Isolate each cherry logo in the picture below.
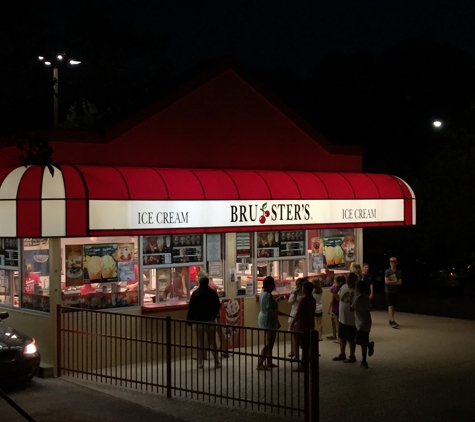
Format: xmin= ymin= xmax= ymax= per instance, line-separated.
xmin=259 ymin=202 xmax=270 ymax=224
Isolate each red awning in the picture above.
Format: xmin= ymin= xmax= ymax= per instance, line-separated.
xmin=0 ymin=165 xmax=415 ymax=237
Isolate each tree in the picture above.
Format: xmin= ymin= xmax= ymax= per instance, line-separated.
xmin=60 ymin=100 xmax=103 ymax=130
xmin=0 ymin=1 xmax=172 ymax=136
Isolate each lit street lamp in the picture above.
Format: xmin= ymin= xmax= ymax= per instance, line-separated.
xmin=38 ymin=54 xmax=81 ymax=128
xmin=433 ymin=120 xmax=442 ymax=128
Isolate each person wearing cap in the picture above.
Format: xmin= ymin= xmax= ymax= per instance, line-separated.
xmin=385 ymin=257 xmax=402 ymax=328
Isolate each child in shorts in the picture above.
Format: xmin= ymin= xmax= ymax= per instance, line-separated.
xmin=351 ymin=280 xmax=375 ymax=368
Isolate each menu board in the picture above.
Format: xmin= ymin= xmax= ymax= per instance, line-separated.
xmin=83 ymin=243 xmax=119 ymax=282
xmin=236 ymin=232 xmax=252 ymax=258
xmin=256 ymin=232 xmax=280 ymax=258
xmin=0 ymin=238 xmax=19 ymax=268
xmin=143 ymin=234 xmax=203 ymax=266
xmin=171 ymin=234 xmax=203 ymax=264
xmin=143 ymin=235 xmax=172 ymax=266
xmin=256 ymin=230 xmax=305 ymax=259
xmin=279 ymin=231 xmax=305 ymax=257
xmin=1 ymin=238 xmax=19 ymax=250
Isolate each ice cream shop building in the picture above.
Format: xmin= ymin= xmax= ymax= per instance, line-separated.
xmin=0 ymin=62 xmax=415 ymax=371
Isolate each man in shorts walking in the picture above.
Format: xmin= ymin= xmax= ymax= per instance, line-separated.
xmin=385 ymin=257 xmax=402 ymax=328
xmin=332 ymin=272 xmax=358 ymax=363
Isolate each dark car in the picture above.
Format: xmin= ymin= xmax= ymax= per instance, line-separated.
xmin=0 ymin=311 xmax=40 ymax=383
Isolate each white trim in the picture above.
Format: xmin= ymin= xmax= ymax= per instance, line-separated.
xmin=0 ymin=166 xmax=27 ymax=199
xmin=42 ymin=200 xmax=66 ymax=236
xmin=90 ymin=199 xmax=405 ymax=230
xmin=0 ymin=201 xmax=17 ymax=236
xmin=42 ymin=167 xmax=65 ymax=199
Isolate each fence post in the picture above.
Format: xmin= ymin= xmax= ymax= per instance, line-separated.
xmin=166 ymin=316 xmax=172 ymax=398
xmin=310 ymin=330 xmax=320 ymax=422
xmin=303 ymin=330 xmax=310 ymax=422
xmin=56 ymin=304 xmax=62 ymax=378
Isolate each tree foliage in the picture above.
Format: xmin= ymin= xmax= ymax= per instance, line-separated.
xmin=60 ymin=100 xmax=103 ymax=130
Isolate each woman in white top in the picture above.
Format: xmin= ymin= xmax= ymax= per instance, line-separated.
xmin=312 ymin=278 xmax=324 ymax=341
xmin=287 ymin=277 xmax=304 ymax=357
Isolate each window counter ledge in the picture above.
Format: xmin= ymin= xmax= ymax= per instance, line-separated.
xmin=141 ymin=302 xmax=188 ymax=314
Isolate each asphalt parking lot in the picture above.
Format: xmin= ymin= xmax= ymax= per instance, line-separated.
xmin=2 ymin=310 xmax=475 ymax=422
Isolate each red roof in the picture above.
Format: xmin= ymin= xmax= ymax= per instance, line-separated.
xmin=0 ymin=165 xmax=415 ymax=237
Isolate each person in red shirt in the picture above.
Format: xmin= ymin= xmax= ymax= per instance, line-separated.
xmin=23 ymin=264 xmax=41 ymax=295
xmin=290 ymin=280 xmax=316 ymax=371
xmin=80 ymin=283 xmax=98 ymax=295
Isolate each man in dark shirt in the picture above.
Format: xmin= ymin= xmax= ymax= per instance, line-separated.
xmin=385 ymin=257 xmax=402 ymax=328
xmin=187 ymin=276 xmax=222 ymax=368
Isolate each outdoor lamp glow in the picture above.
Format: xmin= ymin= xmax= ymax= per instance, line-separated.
xmin=433 ymin=120 xmax=442 ymax=128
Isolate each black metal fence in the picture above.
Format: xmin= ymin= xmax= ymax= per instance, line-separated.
xmin=57 ymin=305 xmax=319 ymax=421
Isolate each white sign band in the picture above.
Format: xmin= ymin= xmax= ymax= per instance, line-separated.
xmin=89 ymin=199 xmax=405 ymax=230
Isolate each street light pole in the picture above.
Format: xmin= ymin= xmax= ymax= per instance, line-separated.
xmin=53 ymin=66 xmax=59 ymax=128
xmin=38 ymin=54 xmax=81 ymax=128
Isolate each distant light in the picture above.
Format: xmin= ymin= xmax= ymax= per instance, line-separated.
xmin=38 ymin=56 xmax=44 ymax=61
xmin=433 ymin=120 xmax=442 ymax=128
xmin=44 ymin=61 xmax=52 ymax=66
xmin=69 ymin=60 xmax=81 ymax=65
xmin=57 ymin=54 xmax=63 ymax=60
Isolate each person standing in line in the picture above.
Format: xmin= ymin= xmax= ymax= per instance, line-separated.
xmin=257 ymin=276 xmax=290 ymax=370
xmin=327 ymin=275 xmax=345 ymax=341
xmin=350 ymin=262 xmax=363 ymax=281
xmin=362 ymin=263 xmax=374 ymax=301
xmin=312 ymin=278 xmax=323 ymax=341
xmin=351 ymin=280 xmax=375 ymax=368
xmin=287 ymin=277 xmax=305 ymax=358
xmin=187 ymin=276 xmax=222 ymax=369
xmin=290 ymin=280 xmax=316 ymax=372
xmin=385 ymin=257 xmax=402 ymax=328
xmin=332 ymin=272 xmax=358 ymax=363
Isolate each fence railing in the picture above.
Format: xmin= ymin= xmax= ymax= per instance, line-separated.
xmin=57 ymin=305 xmax=319 ymax=421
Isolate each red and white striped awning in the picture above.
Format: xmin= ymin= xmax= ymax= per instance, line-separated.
xmin=0 ymin=165 xmax=416 ymax=237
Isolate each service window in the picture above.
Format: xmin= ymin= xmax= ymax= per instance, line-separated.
xmin=0 ymin=238 xmax=20 ymax=307
xmin=61 ymin=236 xmax=140 ymax=310
xmin=256 ymin=230 xmax=306 ymax=295
xmin=142 ymin=234 xmax=206 ymax=306
xmin=307 ymin=229 xmax=354 ymax=287
xmin=21 ymin=238 xmax=50 ymax=312
xmin=205 ymin=233 xmax=225 ymax=296
xmin=235 ymin=232 xmax=253 ymax=296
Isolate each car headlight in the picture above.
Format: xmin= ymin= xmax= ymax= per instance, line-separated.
xmin=24 ymin=340 xmax=38 ymax=355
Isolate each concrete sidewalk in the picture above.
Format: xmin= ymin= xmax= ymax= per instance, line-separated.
xmin=3 ymin=310 xmax=475 ymax=422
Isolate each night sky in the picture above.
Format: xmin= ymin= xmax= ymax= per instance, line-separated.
xmin=113 ymin=0 xmax=475 ymax=76
xmin=2 ymin=1 xmax=475 ymax=260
